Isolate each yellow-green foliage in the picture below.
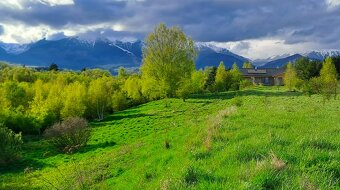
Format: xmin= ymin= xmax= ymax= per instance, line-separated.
xmin=284 ymin=62 xmax=298 ymax=91
xmin=124 ymin=75 xmax=143 ymax=101
xmin=214 ymin=61 xmax=228 ymax=92
xmin=141 ymin=23 xmax=197 ymax=98
xmin=2 ymin=87 xmax=339 ymax=189
xmin=320 ymin=57 xmax=338 ymax=100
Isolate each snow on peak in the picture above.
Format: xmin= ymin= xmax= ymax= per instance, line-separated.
xmin=0 ymin=42 xmax=30 ymax=54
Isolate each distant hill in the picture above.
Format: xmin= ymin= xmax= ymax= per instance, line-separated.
xmin=0 ymin=38 xmax=249 ymax=71
xmin=195 ymin=42 xmax=249 ymax=69
xmin=0 ymin=38 xmax=142 ymax=71
xmin=260 ymin=54 xmax=303 ymax=68
xmin=261 ymin=50 xmax=340 ymax=68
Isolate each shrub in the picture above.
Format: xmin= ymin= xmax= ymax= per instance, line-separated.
xmin=239 ymin=79 xmax=253 ymax=90
xmin=44 ymin=117 xmax=91 ymax=153
xmin=0 ymin=124 xmax=23 ymax=165
xmin=303 ymin=77 xmax=323 ymax=96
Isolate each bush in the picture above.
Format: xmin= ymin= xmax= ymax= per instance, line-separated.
xmin=302 ymin=77 xmax=323 ymax=96
xmin=239 ymin=79 xmax=253 ymax=90
xmin=0 ymin=124 xmax=23 ymax=165
xmin=44 ymin=117 xmax=91 ymax=153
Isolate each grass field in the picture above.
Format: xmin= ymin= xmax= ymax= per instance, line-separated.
xmin=1 ymin=86 xmax=339 ymax=189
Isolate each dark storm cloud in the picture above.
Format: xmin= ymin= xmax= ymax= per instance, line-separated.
xmin=0 ymin=0 xmax=340 ymax=45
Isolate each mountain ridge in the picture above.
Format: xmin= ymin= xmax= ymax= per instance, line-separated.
xmin=0 ymin=37 xmax=248 ymax=71
xmin=1 ymin=38 xmax=340 ymax=71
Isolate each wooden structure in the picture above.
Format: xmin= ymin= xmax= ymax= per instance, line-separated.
xmin=240 ymin=68 xmax=285 ymax=86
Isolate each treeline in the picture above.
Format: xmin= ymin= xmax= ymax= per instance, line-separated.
xmin=0 ymin=24 xmax=246 ymax=135
xmin=284 ymin=57 xmax=339 ymax=100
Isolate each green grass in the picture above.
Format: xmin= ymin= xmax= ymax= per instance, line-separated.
xmin=1 ymin=86 xmax=339 ymax=189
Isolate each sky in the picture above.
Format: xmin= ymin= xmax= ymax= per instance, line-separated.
xmin=0 ymin=0 xmax=340 ymax=59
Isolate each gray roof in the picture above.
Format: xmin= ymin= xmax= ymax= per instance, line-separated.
xmin=240 ymin=68 xmax=285 ymax=77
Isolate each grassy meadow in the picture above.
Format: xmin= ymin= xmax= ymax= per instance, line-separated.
xmin=1 ymin=86 xmax=339 ymax=189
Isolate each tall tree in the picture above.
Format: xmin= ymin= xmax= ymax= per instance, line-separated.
xmin=61 ymin=82 xmax=87 ymax=119
xmin=284 ymin=62 xmax=298 ymax=91
xmin=295 ymin=58 xmax=322 ymax=80
xmin=229 ymin=63 xmax=243 ymax=90
xmin=331 ymin=56 xmax=340 ymax=78
xmin=214 ymin=62 xmax=228 ymax=92
xmin=204 ymin=66 xmax=217 ymax=92
xmin=320 ymin=57 xmax=338 ymax=100
xmin=49 ymin=63 xmax=58 ymax=71
xmin=141 ymin=23 xmax=197 ymax=98
xmin=88 ymin=77 xmax=112 ymax=120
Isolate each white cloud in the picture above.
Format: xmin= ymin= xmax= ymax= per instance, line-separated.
xmin=0 ymin=22 xmax=127 ymax=43
xmin=0 ymin=0 xmax=74 ymax=10
xmin=210 ymin=38 xmax=319 ymax=60
xmin=38 ymin=0 xmax=74 ymax=6
xmin=0 ymin=0 xmax=25 ymax=10
xmin=326 ymin=0 xmax=340 ymax=8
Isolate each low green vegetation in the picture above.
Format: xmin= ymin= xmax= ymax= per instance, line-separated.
xmin=1 ymin=23 xmax=340 ymax=189
xmin=285 ymin=57 xmax=339 ymax=101
xmin=1 ymin=86 xmax=339 ymax=189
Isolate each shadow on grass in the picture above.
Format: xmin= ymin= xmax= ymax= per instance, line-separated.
xmin=79 ymin=141 xmax=117 ymax=153
xmin=0 ymin=158 xmax=52 ymax=175
xmin=189 ymin=89 xmax=303 ymax=100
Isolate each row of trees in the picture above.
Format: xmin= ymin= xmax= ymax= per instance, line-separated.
xmin=0 ymin=24 xmax=245 ymax=135
xmin=284 ymin=57 xmax=338 ymax=100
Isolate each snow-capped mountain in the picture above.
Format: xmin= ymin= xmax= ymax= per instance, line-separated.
xmin=261 ymin=49 xmax=340 ymax=68
xmin=0 ymin=42 xmax=31 ymax=54
xmin=0 ymin=38 xmax=249 ymax=71
xmin=0 ymin=37 xmax=143 ymax=71
xmin=253 ymin=53 xmax=296 ymax=66
xmin=302 ymin=49 xmax=340 ymax=60
xmin=195 ymin=42 xmax=249 ymax=68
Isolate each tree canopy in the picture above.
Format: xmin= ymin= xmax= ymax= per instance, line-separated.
xmin=141 ymin=23 xmax=197 ymax=98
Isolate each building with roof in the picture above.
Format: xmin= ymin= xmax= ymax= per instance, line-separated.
xmin=240 ymin=68 xmax=285 ymax=86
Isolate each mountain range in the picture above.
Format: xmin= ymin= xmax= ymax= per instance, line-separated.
xmin=0 ymin=37 xmax=248 ymax=72
xmin=0 ymin=37 xmax=339 ymax=72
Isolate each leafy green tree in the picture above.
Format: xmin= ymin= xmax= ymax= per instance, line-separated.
xmin=124 ymin=75 xmax=143 ymax=102
xmin=49 ymin=63 xmax=58 ymax=71
xmin=284 ymin=62 xmax=298 ymax=91
xmin=229 ymin=63 xmax=243 ymax=90
xmin=176 ymin=70 xmax=207 ymax=101
xmin=191 ymin=70 xmax=207 ymax=93
xmin=88 ymin=77 xmax=112 ymax=120
xmin=331 ymin=56 xmax=340 ymax=78
xmin=141 ymin=23 xmax=197 ymax=98
xmin=61 ymin=82 xmax=87 ymax=119
xmin=112 ymin=91 xmax=128 ymax=111
xmin=242 ymin=62 xmax=254 ymax=69
xmin=2 ymin=81 xmax=28 ymax=108
xmin=295 ymin=58 xmax=322 ymax=80
xmin=320 ymin=57 xmax=338 ymax=100
xmin=29 ymin=80 xmax=56 ymax=129
xmin=204 ymin=67 xmax=217 ymax=92
xmin=214 ymin=62 xmax=228 ymax=92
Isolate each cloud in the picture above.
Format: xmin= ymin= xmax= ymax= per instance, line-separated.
xmin=0 ymin=0 xmax=339 ymax=58
xmin=0 ymin=25 xmax=3 ymax=35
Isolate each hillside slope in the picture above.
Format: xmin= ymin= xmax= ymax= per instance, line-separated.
xmin=1 ymin=87 xmax=339 ymax=189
